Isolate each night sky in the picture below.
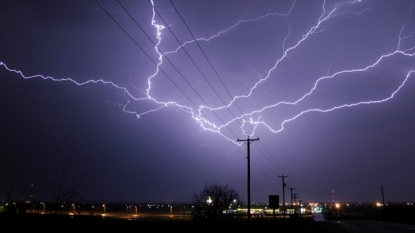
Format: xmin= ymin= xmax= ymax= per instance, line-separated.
xmin=1 ymin=0 xmax=415 ymax=204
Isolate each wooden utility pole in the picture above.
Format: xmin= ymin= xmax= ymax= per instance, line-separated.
xmin=288 ymin=187 xmax=295 ymax=213
xmin=293 ymin=193 xmax=298 ymax=213
xmin=237 ymin=136 xmax=259 ymax=222
xmin=278 ymin=175 xmax=289 ymax=218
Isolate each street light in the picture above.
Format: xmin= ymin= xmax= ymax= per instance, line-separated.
xmin=103 ymin=204 xmax=106 ymax=214
xmin=40 ymin=202 xmax=45 ymax=212
xmin=335 ymin=203 xmax=340 ymax=215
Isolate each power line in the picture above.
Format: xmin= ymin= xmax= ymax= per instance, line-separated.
xmin=95 ymin=2 xmax=258 ymax=183
xmin=100 ymin=0 xmax=296 ymax=200
xmin=167 ymin=0 xmax=290 ymax=180
xmin=169 ymin=0 xmax=245 ymax=117
xmin=97 ymin=0 xmax=241 ymax=138
xmin=152 ymin=5 xmax=238 ymax=121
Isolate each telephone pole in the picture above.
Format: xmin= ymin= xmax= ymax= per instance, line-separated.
xmin=237 ymin=136 xmax=259 ymax=222
xmin=278 ymin=175 xmax=289 ymax=218
xmin=288 ymin=187 xmax=295 ymax=213
xmin=381 ymin=185 xmax=385 ymax=206
xmin=293 ymin=193 xmax=298 ymax=213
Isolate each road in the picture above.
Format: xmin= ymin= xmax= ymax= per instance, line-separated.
xmin=331 ymin=220 xmax=415 ymax=233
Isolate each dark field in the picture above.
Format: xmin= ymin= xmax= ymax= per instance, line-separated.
xmin=4 ymin=203 xmax=414 ymax=232
xmin=0 ymin=213 xmax=347 ymax=232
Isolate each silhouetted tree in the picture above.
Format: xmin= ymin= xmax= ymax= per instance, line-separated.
xmin=44 ymin=166 xmax=84 ymax=215
xmin=3 ymin=168 xmax=39 ymax=214
xmin=192 ymin=183 xmax=241 ymax=220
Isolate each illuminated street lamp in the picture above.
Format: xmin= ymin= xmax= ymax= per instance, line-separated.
xmin=40 ymin=202 xmax=45 ymax=212
xmin=135 ymin=206 xmax=137 ymax=215
xmin=103 ymin=204 xmax=106 ymax=214
xmin=335 ymin=203 xmax=340 ymax=215
xmin=207 ymin=196 xmax=212 ymax=205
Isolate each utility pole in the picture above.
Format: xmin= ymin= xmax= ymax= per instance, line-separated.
xmin=237 ymin=136 xmax=259 ymax=222
xmin=288 ymin=187 xmax=295 ymax=213
xmin=381 ymin=185 xmax=385 ymax=206
xmin=293 ymin=193 xmax=298 ymax=213
xmin=278 ymin=175 xmax=288 ymax=218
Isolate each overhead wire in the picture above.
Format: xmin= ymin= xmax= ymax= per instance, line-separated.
xmin=98 ymin=0 xmax=294 ymax=193
xmin=167 ymin=0 xmax=290 ymax=183
xmin=94 ymin=0 xmax=199 ymax=111
xmin=96 ymin=0 xmax=240 ymax=138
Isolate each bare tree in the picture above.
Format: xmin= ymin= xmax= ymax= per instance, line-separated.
xmin=44 ymin=166 xmax=84 ymax=215
xmin=3 ymin=168 xmax=19 ymax=213
xmin=3 ymin=168 xmax=39 ymax=214
xmin=4 ymin=168 xmax=18 ymax=203
xmin=192 ymin=183 xmax=241 ymax=219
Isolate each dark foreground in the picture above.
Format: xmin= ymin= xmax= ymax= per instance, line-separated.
xmin=0 ymin=213 xmax=347 ymax=232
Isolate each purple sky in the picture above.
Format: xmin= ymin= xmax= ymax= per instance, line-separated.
xmin=1 ymin=0 xmax=415 ymax=205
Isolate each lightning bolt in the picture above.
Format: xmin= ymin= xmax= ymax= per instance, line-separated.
xmin=1 ymin=0 xmax=414 ymax=148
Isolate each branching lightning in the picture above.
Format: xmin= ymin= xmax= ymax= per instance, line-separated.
xmin=1 ymin=0 xmax=414 ymax=147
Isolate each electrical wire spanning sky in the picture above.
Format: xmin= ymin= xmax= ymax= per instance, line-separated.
xmin=1 ymin=0 xmax=414 ymax=145
xmin=1 ymin=0 xmax=415 ymax=203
